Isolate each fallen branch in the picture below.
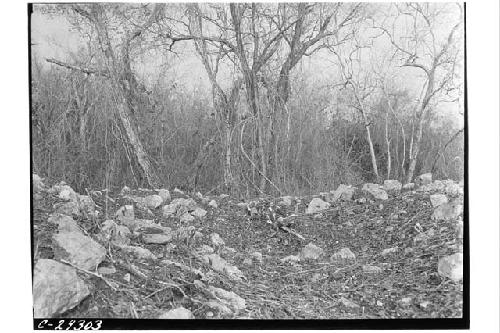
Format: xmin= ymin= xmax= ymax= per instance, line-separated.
xmin=59 ymin=259 xmax=118 ymax=291
xmin=46 ymin=58 xmax=109 ymax=77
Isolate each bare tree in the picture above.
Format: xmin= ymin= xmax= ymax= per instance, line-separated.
xmin=377 ymin=3 xmax=463 ymax=183
xmin=46 ymin=4 xmax=163 ymax=188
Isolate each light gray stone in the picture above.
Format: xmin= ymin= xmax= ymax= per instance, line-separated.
xmin=53 ymin=232 xmax=106 ymax=270
xmin=208 ymin=200 xmax=218 ymax=209
xmin=331 ymin=247 xmax=356 ymax=261
xmin=208 ymin=286 xmax=246 ymax=312
xmin=417 ymin=173 xmax=433 ymax=186
xmin=204 ymin=300 xmax=232 ymax=315
xmin=430 ymin=194 xmax=448 ymax=207
xmin=381 ymin=247 xmax=398 ymax=256
xmin=115 ymin=205 xmax=135 ymax=226
xmin=191 ymin=207 xmax=207 ymax=218
xmin=144 ymin=194 xmax=163 ymax=209
xmin=97 ymin=266 xmax=116 ymax=275
xmin=383 ymin=180 xmax=402 ymax=193
xmin=116 ymin=244 xmax=157 ymax=260
xmin=432 ymin=202 xmax=463 ymax=221
xmin=362 ymin=183 xmax=388 ymax=200
xmin=438 ymin=253 xmax=463 ymax=282
xmin=280 ymin=255 xmax=300 ymax=263
xmin=33 ymin=174 xmax=45 ymax=192
xmin=78 ymin=195 xmax=97 ymax=217
xmin=179 ymin=212 xmax=195 ymax=223
xmin=306 ymin=198 xmax=330 ymax=214
xmin=332 ymin=184 xmax=355 ymax=202
xmin=362 ymin=265 xmax=383 ymax=274
xmin=198 ymin=245 xmax=214 ymax=254
xmin=402 ymin=183 xmax=415 ymax=190
xmin=339 ymin=297 xmax=359 ymax=308
xmin=202 ymin=254 xmax=244 ymax=281
xmin=48 ymin=214 xmax=80 ymax=233
xmin=142 ymin=233 xmax=172 ymax=244
xmin=162 ymin=198 xmax=197 ymax=218
xmin=33 ymin=259 xmax=90 ymax=318
xmin=54 ymin=201 xmax=80 ymax=216
xmin=159 ymin=306 xmax=194 ymax=319
xmin=158 ymin=189 xmax=171 ymax=202
xmin=210 ymin=233 xmax=225 ymax=247
xmin=250 ymin=251 xmax=263 ymax=263
xmin=300 ymin=243 xmax=324 ymax=260
xmin=278 ymin=196 xmax=293 ymax=206
xmin=443 ymin=180 xmax=462 ymax=197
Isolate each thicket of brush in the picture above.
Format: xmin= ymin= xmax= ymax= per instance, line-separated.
xmin=31 ymin=4 xmax=464 ymax=196
xmin=31 ymin=59 xmax=463 ymax=196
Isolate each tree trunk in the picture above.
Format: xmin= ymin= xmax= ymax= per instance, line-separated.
xmin=431 ymin=127 xmax=464 ymax=173
xmin=406 ymin=70 xmax=435 ymax=184
xmin=385 ymin=111 xmax=391 ymax=179
xmin=223 ymin=122 xmax=233 ymax=189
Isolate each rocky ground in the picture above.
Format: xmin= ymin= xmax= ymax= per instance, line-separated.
xmin=32 ymin=174 xmax=464 ymax=319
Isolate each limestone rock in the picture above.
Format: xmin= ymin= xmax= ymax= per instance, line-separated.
xmin=339 ymin=297 xmax=359 ymax=308
xmin=416 ymin=173 xmax=433 ymax=186
xmin=53 ymin=232 xmax=106 ymax=270
xmin=115 ymin=205 xmax=135 ymax=226
xmin=402 ymin=183 xmax=415 ymax=190
xmin=381 ymin=247 xmax=398 ymax=256
xmin=419 ymin=180 xmax=446 ymax=192
xmin=144 ymin=194 xmax=163 ymax=209
xmin=208 ymin=200 xmax=218 ymax=209
xmin=210 ymin=233 xmax=225 ymax=248
xmin=158 ymin=189 xmax=171 ymax=203
xmin=438 ymin=253 xmax=463 ymax=282
xmin=54 ymin=201 xmax=80 ymax=216
xmin=383 ymin=180 xmax=402 ymax=193
xmin=332 ymin=184 xmax=355 ymax=202
xmin=97 ymin=266 xmax=116 ymax=275
xmin=443 ymin=180 xmax=462 ymax=197
xmin=120 ymin=186 xmax=131 ymax=195
xmin=299 ymin=243 xmax=324 ymax=260
xmin=116 ymin=244 xmax=157 ymax=260
xmin=192 ymin=207 xmax=207 ymax=218
xmin=250 ymin=252 xmax=263 ymax=263
xmin=162 ymin=198 xmax=197 ymax=218
xmin=48 ymin=214 xmax=80 ymax=233
xmin=432 ymin=202 xmax=463 ymax=221
xmin=331 ymin=247 xmax=356 ymax=261
xmin=208 ymin=286 xmax=246 ymax=312
xmin=159 ymin=307 xmax=194 ymax=319
xmin=33 ymin=259 xmax=90 ymax=317
xmin=281 ymin=255 xmax=300 ymax=263
xmin=174 ymin=226 xmax=197 ymax=241
xmin=362 ymin=183 xmax=388 ymax=200
xmin=197 ymin=245 xmax=214 ymax=255
xmin=179 ymin=212 xmax=195 ymax=223
xmin=306 ymin=198 xmax=330 ymax=214
xmin=204 ymin=300 xmax=232 ymax=315
xmin=202 ymin=254 xmax=244 ymax=281
xmin=430 ymin=194 xmax=448 ymax=207
xmin=278 ymin=196 xmax=293 ymax=206
xmin=242 ymin=258 xmax=253 ymax=266
xmin=78 ymin=195 xmax=97 ymax=218
xmin=57 ymin=185 xmax=79 ymax=202
xmin=142 ymin=233 xmax=172 ymax=244
xmin=33 ymin=174 xmax=46 ymax=192
xmin=363 ymin=265 xmax=383 ymax=274
xmin=173 ymin=188 xmax=184 ymax=195
xmin=132 ymin=219 xmax=170 ymax=234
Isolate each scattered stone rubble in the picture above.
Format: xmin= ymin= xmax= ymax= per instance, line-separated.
xmin=32 ymin=172 xmax=464 ymax=318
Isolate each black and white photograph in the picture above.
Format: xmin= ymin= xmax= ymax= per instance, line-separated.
xmin=23 ymin=1 xmax=481 ymax=330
